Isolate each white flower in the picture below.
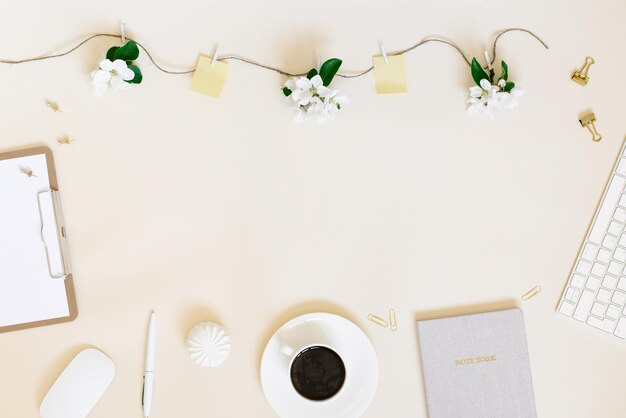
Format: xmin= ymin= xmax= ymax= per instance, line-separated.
xmin=91 ymin=59 xmax=135 ymax=97
xmin=283 ymin=75 xmax=346 ymax=124
xmin=467 ymin=78 xmax=524 ymax=118
xmin=498 ymin=87 xmax=525 ymax=110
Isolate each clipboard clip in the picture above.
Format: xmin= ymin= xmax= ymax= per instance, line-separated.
xmin=36 ymin=189 xmax=72 ymax=279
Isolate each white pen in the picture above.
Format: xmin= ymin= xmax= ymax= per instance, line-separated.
xmin=143 ymin=311 xmax=156 ymax=418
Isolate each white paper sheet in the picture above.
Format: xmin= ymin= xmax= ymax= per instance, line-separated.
xmin=0 ymin=153 xmax=69 ymax=327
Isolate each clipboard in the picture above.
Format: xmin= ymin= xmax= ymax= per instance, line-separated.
xmin=0 ymin=147 xmax=77 ymax=333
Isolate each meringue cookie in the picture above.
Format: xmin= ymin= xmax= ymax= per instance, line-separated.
xmin=187 ymin=322 xmax=231 ymax=367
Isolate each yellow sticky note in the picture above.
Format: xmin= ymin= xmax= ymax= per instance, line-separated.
xmin=373 ymin=55 xmax=408 ymax=94
xmin=190 ymin=56 xmax=229 ymax=98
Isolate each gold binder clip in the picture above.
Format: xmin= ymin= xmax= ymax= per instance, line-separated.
xmin=579 ymin=113 xmax=602 ymax=142
xmin=572 ymin=57 xmax=595 ymax=86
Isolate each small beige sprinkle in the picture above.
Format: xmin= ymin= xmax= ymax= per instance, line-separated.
xmin=20 ymin=167 xmax=37 ymax=177
xmin=45 ymin=99 xmax=63 ymax=113
xmin=57 ymin=135 xmax=76 ymax=145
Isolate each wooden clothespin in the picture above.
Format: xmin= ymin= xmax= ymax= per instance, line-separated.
xmin=484 ymin=50 xmax=495 ymax=80
xmin=484 ymin=50 xmax=492 ymax=70
xmin=120 ymin=22 xmax=127 ymax=44
xmin=380 ymin=44 xmax=389 ymax=64
xmin=212 ymin=45 xmax=220 ymax=66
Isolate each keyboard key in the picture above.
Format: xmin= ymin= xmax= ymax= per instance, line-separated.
xmin=590 ymin=176 xmax=626 ymax=244
xmin=602 ymin=275 xmax=618 ymax=289
xmin=591 ymin=302 xmax=607 ymax=317
xmin=609 ymin=221 xmax=623 ymax=235
xmin=612 ymin=291 xmax=626 ymax=305
xmin=615 ymin=317 xmax=626 ymax=339
xmin=591 ymin=262 xmax=606 ymax=277
xmin=614 ymin=247 xmax=626 ymax=262
xmin=574 ymin=290 xmax=596 ymax=321
xmin=618 ymin=277 xmax=626 ymax=291
xmin=571 ymin=274 xmax=586 ymax=289
xmin=603 ymin=235 xmax=618 ymax=250
xmin=620 ymin=195 xmax=626 ymax=207
xmin=608 ymin=260 xmax=622 ymax=275
xmin=615 ymin=208 xmax=626 ymax=223
xmin=559 ymin=300 xmax=576 ymax=316
xmin=587 ymin=316 xmax=616 ymax=333
xmin=582 ymin=243 xmax=600 ymax=260
xmin=606 ymin=305 xmax=621 ymax=320
xmin=598 ymin=248 xmax=612 ymax=263
xmin=620 ymin=235 xmax=626 ymax=247
xmin=617 ymin=159 xmax=626 ymax=176
xmin=598 ymin=288 xmax=612 ymax=303
xmin=576 ymin=260 xmax=592 ymax=275
xmin=586 ymin=276 xmax=601 ymax=291
xmin=564 ymin=287 xmax=581 ymax=303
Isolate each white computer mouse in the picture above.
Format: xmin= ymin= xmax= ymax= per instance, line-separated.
xmin=40 ymin=348 xmax=115 ymax=418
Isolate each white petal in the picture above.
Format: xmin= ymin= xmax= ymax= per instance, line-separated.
xmin=334 ymin=94 xmax=348 ymax=104
xmin=317 ymin=85 xmax=332 ymax=97
xmin=99 ymin=59 xmax=114 ymax=71
xmin=498 ymin=79 xmax=506 ymax=87
xmin=284 ymin=78 xmax=297 ymax=91
xmin=109 ymin=76 xmax=126 ymax=91
xmin=479 ymin=79 xmax=491 ymax=90
xmin=92 ymin=70 xmax=111 ymax=84
xmin=120 ymin=66 xmax=135 ymax=81
xmin=310 ymin=75 xmax=324 ymax=88
xmin=469 ymin=86 xmax=483 ymax=98
xmin=111 ymin=59 xmax=129 ymax=73
xmin=511 ymin=87 xmax=525 ymax=97
xmin=295 ymin=77 xmax=311 ymax=90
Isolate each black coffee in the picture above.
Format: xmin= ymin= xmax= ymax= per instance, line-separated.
xmin=290 ymin=346 xmax=346 ymax=401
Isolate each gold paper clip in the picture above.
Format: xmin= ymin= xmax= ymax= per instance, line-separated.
xmin=521 ymin=285 xmax=542 ymax=301
xmin=389 ymin=309 xmax=397 ymax=331
xmin=579 ymin=113 xmax=602 ymax=142
xmin=367 ymin=314 xmax=388 ymax=328
xmin=572 ymin=57 xmax=595 ymax=86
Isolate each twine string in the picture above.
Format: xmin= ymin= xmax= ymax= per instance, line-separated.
xmin=0 ymin=28 xmax=548 ymax=78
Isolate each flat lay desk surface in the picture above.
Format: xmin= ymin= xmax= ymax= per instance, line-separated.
xmin=1 ymin=0 xmax=626 ymax=417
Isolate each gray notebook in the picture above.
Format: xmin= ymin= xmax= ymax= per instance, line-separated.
xmin=416 ymin=308 xmax=537 ymax=418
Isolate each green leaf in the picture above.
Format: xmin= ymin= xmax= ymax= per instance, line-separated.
xmin=106 ymin=46 xmax=119 ymax=61
xmin=127 ymin=64 xmax=142 ymax=84
xmin=499 ymin=60 xmax=508 ymax=82
xmin=319 ymin=58 xmax=342 ymax=86
xmin=113 ymin=40 xmax=139 ymax=61
xmin=282 ymin=87 xmax=292 ymax=97
xmin=504 ymin=81 xmax=515 ymax=93
xmin=471 ymin=57 xmax=490 ymax=86
xmin=306 ymin=68 xmax=318 ymax=79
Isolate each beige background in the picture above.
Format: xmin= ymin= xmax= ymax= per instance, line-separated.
xmin=1 ymin=0 xmax=625 ymax=417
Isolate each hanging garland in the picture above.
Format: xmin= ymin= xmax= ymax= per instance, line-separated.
xmin=0 ymin=28 xmax=548 ymax=122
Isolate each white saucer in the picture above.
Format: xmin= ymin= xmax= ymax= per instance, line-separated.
xmin=260 ymin=312 xmax=378 ymax=418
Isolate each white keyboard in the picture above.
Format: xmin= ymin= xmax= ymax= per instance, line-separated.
xmin=558 ymin=141 xmax=626 ymax=340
